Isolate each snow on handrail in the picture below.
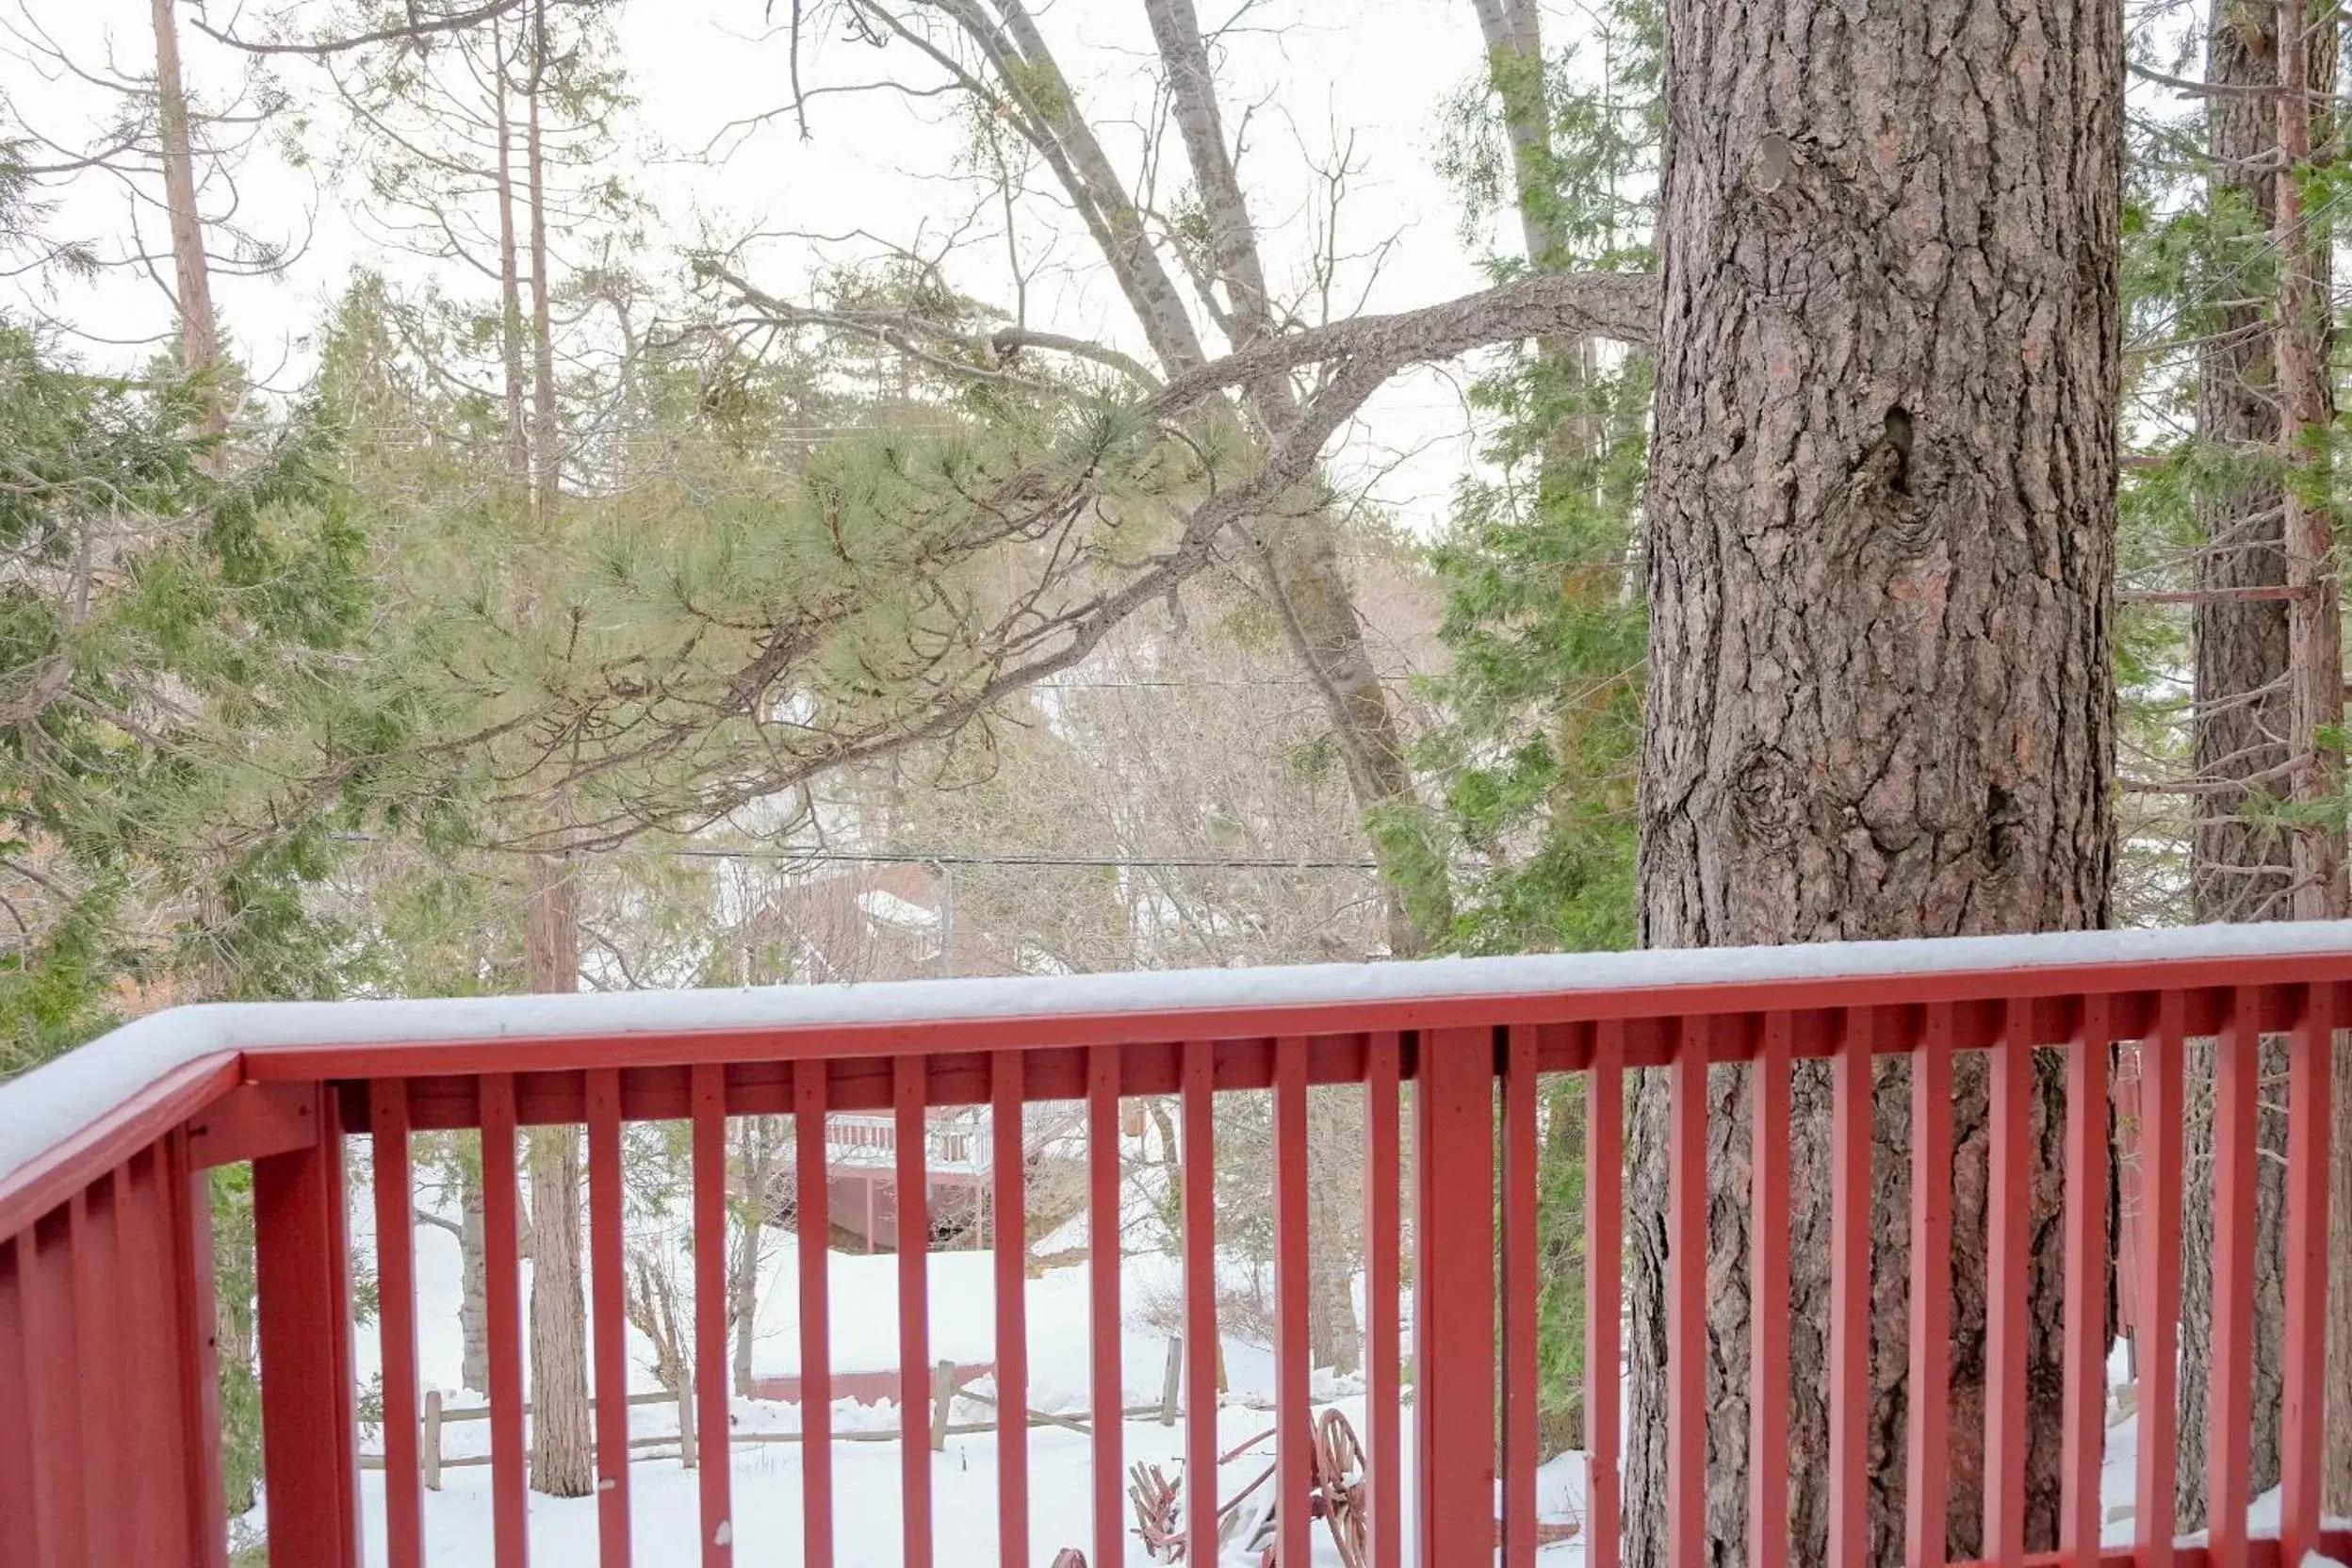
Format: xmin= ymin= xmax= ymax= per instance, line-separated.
xmin=5 ymin=921 xmax=2352 ymax=1194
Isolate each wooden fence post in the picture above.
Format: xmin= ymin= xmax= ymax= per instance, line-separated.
xmin=422 ymin=1391 xmax=443 ymax=1492
xmin=253 ymin=1092 xmax=361 ymax=1567
xmin=931 ymin=1361 xmax=956 ymax=1452
xmin=1160 ymin=1338 xmax=1182 ymax=1426
xmin=678 ymin=1374 xmax=697 ymax=1471
xmin=1414 ymin=1027 xmax=1496 ymax=1562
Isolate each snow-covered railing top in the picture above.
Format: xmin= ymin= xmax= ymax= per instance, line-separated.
xmin=6 ymin=920 xmax=2352 ymax=1195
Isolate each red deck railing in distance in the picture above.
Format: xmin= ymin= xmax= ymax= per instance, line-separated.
xmin=2 ymin=925 xmax=2351 ymax=1567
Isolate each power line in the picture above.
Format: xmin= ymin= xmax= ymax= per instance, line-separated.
xmin=331 ymin=833 xmax=1380 ymax=872
xmin=670 ymin=847 xmax=1382 ymax=872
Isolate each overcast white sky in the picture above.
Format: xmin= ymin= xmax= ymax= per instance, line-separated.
xmin=7 ymin=0 xmax=1536 ymax=533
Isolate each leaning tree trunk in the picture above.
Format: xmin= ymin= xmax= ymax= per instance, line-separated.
xmin=1141 ymin=0 xmax=1452 ymax=956
xmin=150 ymin=0 xmax=222 ymax=439
xmin=2172 ymin=0 xmax=2322 ymax=1528
xmin=1627 ymin=4 xmax=2121 ymax=1564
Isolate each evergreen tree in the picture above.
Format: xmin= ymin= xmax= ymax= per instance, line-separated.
xmin=0 ymin=317 xmax=366 ymax=1069
xmin=1417 ymin=0 xmax=1658 ymax=1458
xmin=1423 ymin=0 xmax=1659 ymax=957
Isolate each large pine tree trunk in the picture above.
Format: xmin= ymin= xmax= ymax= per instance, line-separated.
xmin=1627 ymin=4 xmax=2120 ymax=1563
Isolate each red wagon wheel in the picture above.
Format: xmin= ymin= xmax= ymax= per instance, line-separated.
xmin=1312 ymin=1409 xmax=1370 ymax=1568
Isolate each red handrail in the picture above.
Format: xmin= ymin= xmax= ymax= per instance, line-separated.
xmin=0 ymin=925 xmax=2348 ymax=1567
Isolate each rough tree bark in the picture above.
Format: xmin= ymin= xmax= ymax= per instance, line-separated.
xmin=2190 ymin=2 xmax=2301 ymax=931
xmin=1627 ymin=4 xmax=2120 ymax=1565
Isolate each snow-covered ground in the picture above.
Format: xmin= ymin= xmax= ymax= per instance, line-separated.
xmin=322 ymin=1194 xmax=2345 ymax=1566
xmin=333 ymin=1193 xmax=1488 ymax=1565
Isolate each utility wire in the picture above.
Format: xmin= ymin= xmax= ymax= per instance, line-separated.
xmin=649 ymin=846 xmax=1381 ymax=871
xmin=330 ymin=833 xmax=1380 ymax=872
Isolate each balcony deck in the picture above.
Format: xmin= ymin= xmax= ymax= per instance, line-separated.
xmin=2 ymin=923 xmax=2349 ymax=1567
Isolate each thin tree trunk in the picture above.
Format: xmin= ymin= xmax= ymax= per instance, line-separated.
xmin=2175 ymin=1 xmax=2320 ymax=1527
xmin=1250 ymin=526 xmax=1446 ymax=956
xmin=460 ymin=1156 xmax=490 ymax=1396
xmin=492 ymin=16 xmax=530 ymax=489
xmin=1536 ymin=1076 xmax=1587 ymax=1457
xmin=526 ymin=0 xmax=561 ymax=524
xmin=523 ymin=852 xmax=593 ymax=1495
xmin=1465 ymin=2 xmax=1600 ymax=1442
xmin=1470 ymin=0 xmax=1566 ymax=273
xmin=731 ymin=1119 xmax=776 ymax=1398
xmin=150 ymin=0 xmax=222 ymax=438
xmin=2278 ymin=5 xmax=2346 ymax=927
xmin=2178 ymin=1025 xmax=2290 ymax=1529
xmin=1628 ymin=6 xmax=2120 ymax=1565
xmin=511 ymin=0 xmax=594 ymax=1496
xmin=215 ymin=1183 xmax=260 ymax=1514
xmin=985 ymin=0 xmax=1206 ymax=374
xmin=525 ymin=1126 xmax=593 ymax=1495
xmin=154 ymin=13 xmax=256 ymax=1520
xmin=2191 ymin=1 xmax=2297 ymax=930
xmin=2275 ymin=0 xmax=2352 ymax=1510
xmin=1304 ymin=1090 xmax=1363 ymax=1377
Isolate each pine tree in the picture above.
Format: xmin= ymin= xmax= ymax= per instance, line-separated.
xmin=1626 ymin=6 xmax=2121 ymax=1564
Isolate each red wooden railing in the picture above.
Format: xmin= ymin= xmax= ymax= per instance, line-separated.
xmin=1 ymin=926 xmax=2349 ymax=1568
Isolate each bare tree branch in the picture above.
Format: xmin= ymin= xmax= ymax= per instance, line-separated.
xmin=190 ymin=0 xmax=545 ymax=57
xmin=1145 ymin=269 xmax=1657 ymax=413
